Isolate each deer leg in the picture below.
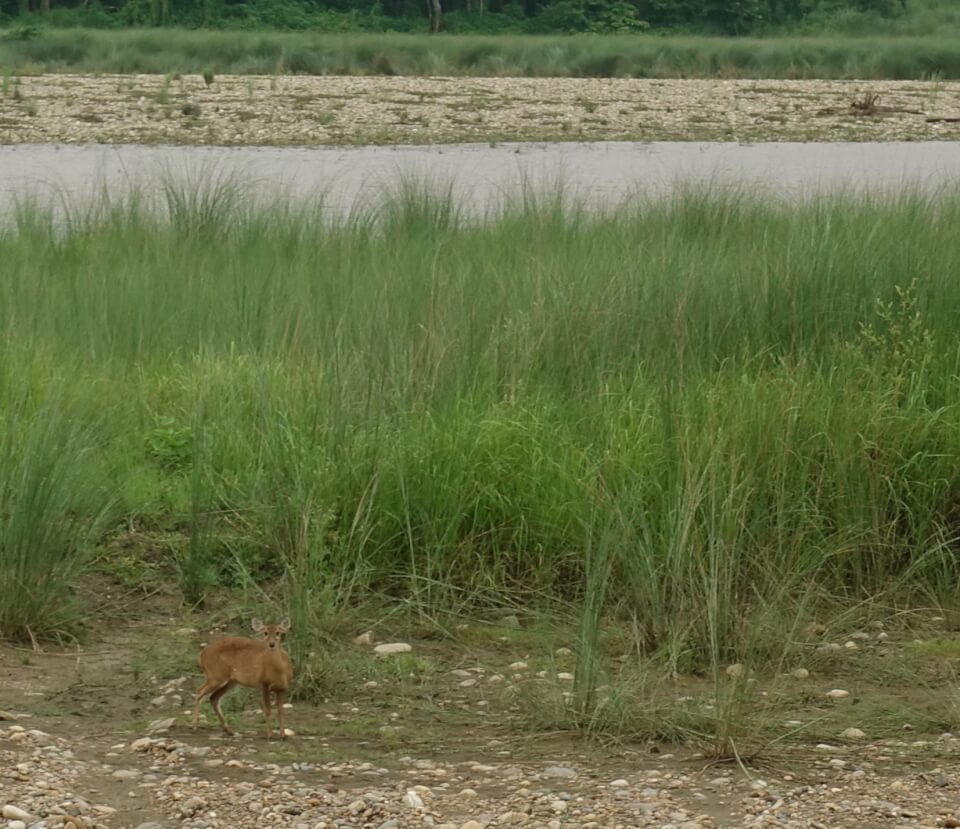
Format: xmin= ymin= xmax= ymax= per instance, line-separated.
xmin=261 ymin=685 xmax=273 ymax=739
xmin=276 ymin=690 xmax=286 ymax=739
xmin=193 ymin=678 xmax=224 ymax=730
xmin=209 ymin=680 xmax=237 ymax=735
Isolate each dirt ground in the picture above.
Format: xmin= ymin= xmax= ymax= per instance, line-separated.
xmin=3 ymin=587 xmax=960 ymax=829
xmin=1 ymin=75 xmax=959 ymax=146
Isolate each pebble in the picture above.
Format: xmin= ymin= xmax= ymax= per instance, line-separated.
xmin=841 ymin=727 xmax=866 ymax=739
xmin=374 ymin=643 xmax=413 ymax=656
xmin=826 ymin=689 xmax=850 ymax=699
xmin=2 ymin=806 xmax=32 ymax=821
xmin=543 ymin=767 xmax=577 ymax=779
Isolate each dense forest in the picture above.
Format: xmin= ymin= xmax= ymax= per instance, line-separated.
xmin=0 ymin=0 xmax=922 ymax=36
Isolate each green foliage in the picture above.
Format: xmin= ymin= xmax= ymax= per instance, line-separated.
xmin=5 ymin=180 xmax=960 ymax=665
xmin=3 ymin=28 xmax=960 ymax=79
xmin=144 ymin=417 xmax=193 ymax=471
xmin=0 ymin=0 xmax=950 ymax=37
xmin=0 ymin=385 xmax=113 ymax=640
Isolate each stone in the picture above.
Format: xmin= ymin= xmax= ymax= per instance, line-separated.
xmin=791 ymin=668 xmax=810 ymax=679
xmin=841 ymin=727 xmax=866 ymax=739
xmin=2 ymin=807 xmax=32 ymax=822
xmin=508 ymin=662 xmax=528 ymax=670
xmin=403 ymin=790 xmax=424 ymax=808
xmin=146 ymin=717 xmax=176 ymax=735
xmin=543 ymin=766 xmax=577 ymax=779
xmin=826 ymin=689 xmax=849 ymax=699
xmin=354 ymin=631 xmax=375 ymax=646
xmin=374 ymin=643 xmax=412 ymax=656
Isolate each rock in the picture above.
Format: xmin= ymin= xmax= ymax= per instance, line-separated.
xmin=557 ymin=672 xmax=574 ymax=681
xmin=403 ymin=790 xmax=424 ymax=809
xmin=146 ymin=717 xmax=176 ymax=735
xmin=8 ymin=821 xmax=26 ymax=829
xmin=374 ymin=643 xmax=412 ymax=656
xmin=498 ymin=615 xmax=521 ymax=628
xmin=791 ymin=668 xmax=810 ymax=679
xmin=844 ymin=641 xmax=858 ymax=650
xmin=0 ymin=710 xmax=20 ymax=720
xmin=816 ymin=643 xmax=843 ymax=655
xmin=150 ymin=695 xmax=167 ymax=706
xmin=555 ymin=647 xmax=573 ymax=656
xmin=841 ymin=727 xmax=866 ymax=739
xmin=543 ymin=766 xmax=577 ymax=779
xmin=378 ymin=821 xmax=399 ymax=829
xmin=354 ymin=631 xmax=375 ymax=646
xmin=725 ymin=663 xmax=745 ymax=678
xmin=133 ymin=823 xmax=165 ymax=829
xmin=609 ymin=779 xmax=629 ymax=788
xmin=175 ymin=628 xmax=196 ymax=636
xmin=508 ymin=662 xmax=528 ymax=671
xmin=2 ymin=806 xmax=32 ymax=822
xmin=112 ymin=769 xmax=140 ymax=779
xmin=459 ymin=678 xmax=478 ymax=687
xmin=826 ymin=689 xmax=849 ymax=699
xmin=460 ymin=822 xmax=485 ymax=829
xmin=180 ymin=796 xmax=206 ymax=817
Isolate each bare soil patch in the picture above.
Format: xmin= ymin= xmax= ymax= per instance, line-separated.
xmin=3 ymin=589 xmax=960 ymax=829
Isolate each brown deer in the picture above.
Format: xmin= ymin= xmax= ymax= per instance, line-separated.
xmin=192 ymin=618 xmax=294 ymax=739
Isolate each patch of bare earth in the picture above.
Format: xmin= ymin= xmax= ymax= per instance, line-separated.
xmin=3 ymin=608 xmax=960 ymax=829
xmin=0 ymin=75 xmax=959 ymax=146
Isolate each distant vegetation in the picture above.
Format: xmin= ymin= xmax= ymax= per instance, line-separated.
xmin=0 ymin=0 xmax=957 ymax=38
xmin=2 ymin=27 xmax=960 ymax=78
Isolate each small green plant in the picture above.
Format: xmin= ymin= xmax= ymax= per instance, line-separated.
xmin=145 ymin=417 xmax=193 ymax=471
xmin=202 ymin=68 xmax=215 ymax=87
xmin=181 ymin=102 xmax=202 ymax=117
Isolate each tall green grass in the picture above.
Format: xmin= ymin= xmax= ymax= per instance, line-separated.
xmin=2 ymin=180 xmax=960 ymax=676
xmin=2 ymin=27 xmax=960 ymax=78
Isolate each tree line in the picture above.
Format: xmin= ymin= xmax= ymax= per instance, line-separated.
xmin=0 ymin=0 xmax=910 ymax=36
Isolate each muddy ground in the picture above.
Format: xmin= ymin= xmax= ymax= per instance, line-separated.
xmin=2 ymin=586 xmax=960 ymax=829
xmin=1 ymin=75 xmax=959 ymax=145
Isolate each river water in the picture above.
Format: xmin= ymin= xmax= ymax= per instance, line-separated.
xmin=2 ymin=141 xmax=960 ymax=216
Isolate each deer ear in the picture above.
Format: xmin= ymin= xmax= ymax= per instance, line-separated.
xmin=251 ymin=618 xmax=264 ymax=632
xmin=278 ymin=618 xmax=291 ymax=632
